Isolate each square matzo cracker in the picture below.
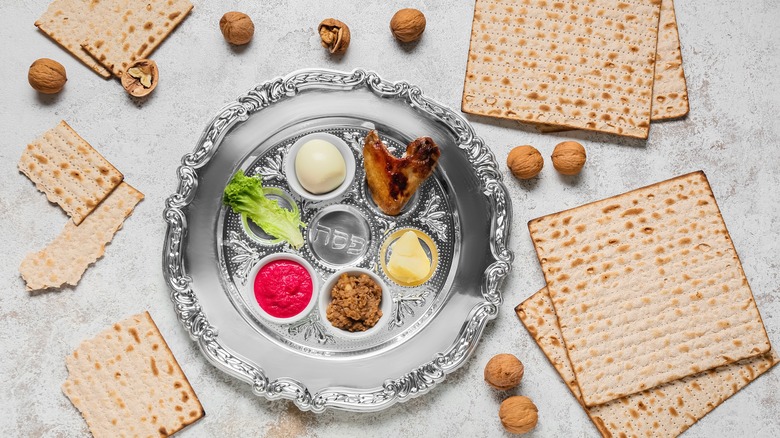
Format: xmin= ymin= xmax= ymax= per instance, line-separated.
xmin=528 ymin=0 xmax=689 ymax=133
xmin=81 ymin=0 xmax=193 ymax=77
xmin=528 ymin=171 xmax=770 ymax=406
xmin=517 ymin=288 xmax=778 ymax=438
xmin=35 ymin=0 xmax=192 ymax=78
xmin=462 ymin=0 xmax=663 ymax=138
xmin=35 ymin=0 xmax=114 ymax=78
xmin=19 ymin=120 xmax=123 ymax=225
xmin=63 ymin=311 xmax=204 ymax=437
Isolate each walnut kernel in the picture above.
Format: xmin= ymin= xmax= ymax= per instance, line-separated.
xmin=220 ymin=11 xmax=254 ymax=45
xmin=318 ymin=19 xmax=350 ymax=54
xmin=551 ymin=141 xmax=586 ymax=175
xmin=484 ymin=354 xmax=524 ymax=390
xmin=121 ymin=59 xmax=158 ymax=97
xmin=507 ymin=145 xmax=543 ymax=179
xmin=28 ymin=58 xmax=67 ymax=94
xmin=390 ymin=9 xmax=426 ymax=43
xmin=499 ymin=396 xmax=539 ymax=434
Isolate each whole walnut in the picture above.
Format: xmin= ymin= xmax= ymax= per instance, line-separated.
xmin=507 ymin=145 xmax=543 ymax=179
xmin=220 ymin=11 xmax=254 ymax=45
xmin=318 ymin=18 xmax=350 ymax=54
xmin=28 ymin=58 xmax=67 ymax=94
xmin=390 ymin=8 xmax=426 ymax=43
xmin=484 ymin=353 xmax=524 ymax=390
xmin=551 ymin=141 xmax=586 ymax=175
xmin=499 ymin=396 xmax=539 ymax=434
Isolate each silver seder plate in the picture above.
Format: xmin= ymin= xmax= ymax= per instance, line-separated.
xmin=162 ymin=69 xmax=513 ymax=412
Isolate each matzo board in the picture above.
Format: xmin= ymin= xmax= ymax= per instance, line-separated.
xmin=524 ymin=0 xmax=692 ymax=133
xmin=82 ymin=0 xmax=193 ymax=77
xmin=534 ymin=0 xmax=689 ymax=134
xmin=462 ymin=0 xmax=662 ymax=139
xmin=35 ymin=0 xmax=114 ymax=78
xmin=63 ymin=311 xmax=204 ymax=437
xmin=651 ymin=0 xmax=688 ymax=120
xmin=528 ymin=171 xmax=770 ymax=406
xmin=517 ymin=288 xmax=778 ymax=438
xmin=527 ymin=0 xmax=689 ymax=130
xmin=18 ymin=120 xmax=123 ymax=225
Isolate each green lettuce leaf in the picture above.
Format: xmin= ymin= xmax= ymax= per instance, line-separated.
xmin=222 ymin=170 xmax=305 ymax=249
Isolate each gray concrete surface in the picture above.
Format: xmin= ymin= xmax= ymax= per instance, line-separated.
xmin=1 ymin=1 xmax=778 ymax=437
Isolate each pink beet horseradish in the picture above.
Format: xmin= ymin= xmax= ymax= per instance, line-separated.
xmin=253 ymin=259 xmax=314 ymax=319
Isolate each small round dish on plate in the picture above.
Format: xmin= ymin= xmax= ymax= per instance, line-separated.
xmin=380 ymin=228 xmax=438 ymax=287
xmin=318 ymin=267 xmax=392 ymax=339
xmin=284 ymin=132 xmax=356 ymax=202
xmin=245 ymin=253 xmax=319 ymax=325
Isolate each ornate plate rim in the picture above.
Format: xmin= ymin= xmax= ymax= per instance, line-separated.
xmin=162 ymin=68 xmax=514 ymax=412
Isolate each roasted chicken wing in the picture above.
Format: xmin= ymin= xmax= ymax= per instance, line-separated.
xmin=363 ymin=131 xmax=441 ymax=216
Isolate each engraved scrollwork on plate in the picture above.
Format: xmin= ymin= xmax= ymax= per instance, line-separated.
xmin=254 ymin=149 xmax=286 ymax=181
xmin=390 ymin=290 xmax=430 ymax=329
xmin=264 ymin=379 xmax=311 ymax=405
xmin=288 ymin=313 xmax=335 ymax=345
xmin=372 ymin=215 xmax=397 ymax=237
xmin=415 ymin=194 xmax=448 ymax=241
xmin=341 ymin=131 xmax=365 ymax=153
xmin=382 ymin=360 xmax=446 ymax=399
xmin=162 ymin=68 xmax=513 ymax=412
xmin=340 ymin=174 xmax=364 ymax=204
xmin=225 ymin=231 xmax=261 ymax=285
xmin=311 ymin=303 xmax=496 ymax=411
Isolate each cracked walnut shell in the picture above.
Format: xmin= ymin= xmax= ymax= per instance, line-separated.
xmin=318 ymin=19 xmax=350 ymax=54
xmin=390 ymin=8 xmax=426 ymax=43
xmin=551 ymin=141 xmax=587 ymax=175
xmin=121 ymin=59 xmax=158 ymax=97
xmin=28 ymin=58 xmax=67 ymax=94
xmin=220 ymin=11 xmax=254 ymax=45
xmin=507 ymin=145 xmax=543 ymax=180
xmin=484 ymin=354 xmax=524 ymax=390
xmin=499 ymin=396 xmax=538 ymax=434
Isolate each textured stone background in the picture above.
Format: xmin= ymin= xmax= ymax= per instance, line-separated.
xmin=1 ymin=1 xmax=778 ymax=437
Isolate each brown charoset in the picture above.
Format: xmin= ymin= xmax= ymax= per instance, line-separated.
xmin=326 ymin=273 xmax=382 ymax=332
xmin=390 ymin=8 xmax=426 ymax=43
xmin=318 ymin=18 xmax=350 ymax=54
xmin=121 ymin=59 xmax=159 ymax=97
xmin=28 ymin=58 xmax=67 ymax=94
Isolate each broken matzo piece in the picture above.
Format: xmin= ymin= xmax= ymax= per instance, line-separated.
xmin=35 ymin=0 xmax=113 ymax=78
xmin=18 ymin=120 xmax=123 ymax=225
xmin=528 ymin=171 xmax=771 ymax=406
xmin=517 ymin=288 xmax=777 ymax=438
xmin=63 ymin=311 xmax=204 ymax=437
xmin=462 ymin=0 xmax=663 ymax=138
xmin=651 ymin=0 xmax=689 ymax=120
xmin=19 ymin=182 xmax=143 ymax=291
xmin=81 ymin=0 xmax=193 ymax=77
